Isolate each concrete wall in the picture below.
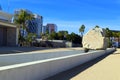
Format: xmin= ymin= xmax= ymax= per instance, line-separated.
xmin=0 ymin=27 xmax=7 ymax=46
xmin=36 ymin=40 xmax=66 ymax=47
xmin=0 ymin=27 xmax=18 ymax=46
xmin=0 ymin=48 xmax=115 ymax=80
xmin=7 ymin=27 xmax=17 ymax=46
xmin=0 ymin=28 xmax=3 ymax=46
xmin=35 ymin=40 xmax=81 ymax=48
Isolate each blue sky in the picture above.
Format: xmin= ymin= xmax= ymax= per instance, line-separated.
xmin=0 ymin=0 xmax=120 ymax=34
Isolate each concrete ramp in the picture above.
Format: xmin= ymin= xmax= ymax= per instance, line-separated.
xmin=0 ymin=48 xmax=115 ymax=80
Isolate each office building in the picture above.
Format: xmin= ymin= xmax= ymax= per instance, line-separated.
xmin=27 ymin=14 xmax=43 ymax=37
xmin=42 ymin=26 xmax=47 ymax=34
xmin=14 ymin=9 xmax=43 ymax=37
xmin=46 ymin=23 xmax=57 ymax=34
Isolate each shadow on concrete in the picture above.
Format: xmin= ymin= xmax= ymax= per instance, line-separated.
xmin=0 ymin=47 xmax=53 ymax=54
xmin=112 ymin=53 xmax=120 ymax=55
xmin=45 ymin=52 xmax=114 ymax=80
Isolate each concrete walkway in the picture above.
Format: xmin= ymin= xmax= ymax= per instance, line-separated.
xmin=0 ymin=47 xmax=51 ymax=54
xmin=45 ymin=49 xmax=120 ymax=80
xmin=0 ymin=47 xmax=84 ymax=54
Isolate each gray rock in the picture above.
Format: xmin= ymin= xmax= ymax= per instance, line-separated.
xmin=82 ymin=27 xmax=108 ymax=50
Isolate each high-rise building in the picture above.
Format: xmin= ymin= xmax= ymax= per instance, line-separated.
xmin=14 ymin=9 xmax=43 ymax=37
xmin=34 ymin=14 xmax=43 ymax=37
xmin=46 ymin=23 xmax=57 ymax=34
xmin=42 ymin=25 xmax=47 ymax=34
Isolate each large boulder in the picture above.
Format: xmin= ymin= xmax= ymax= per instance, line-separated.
xmin=82 ymin=27 xmax=108 ymax=50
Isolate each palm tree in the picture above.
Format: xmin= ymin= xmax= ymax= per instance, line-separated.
xmin=105 ymin=28 xmax=113 ymax=37
xmin=14 ymin=10 xmax=34 ymax=46
xmin=79 ymin=24 xmax=85 ymax=37
xmin=105 ymin=28 xmax=113 ymax=47
xmin=25 ymin=33 xmax=36 ymax=46
xmin=14 ymin=10 xmax=34 ymax=31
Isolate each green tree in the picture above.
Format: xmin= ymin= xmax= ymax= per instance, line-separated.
xmin=70 ymin=32 xmax=76 ymax=42
xmin=117 ymin=32 xmax=120 ymax=42
xmin=58 ymin=31 xmax=68 ymax=35
xmin=66 ymin=32 xmax=82 ymax=44
xmin=25 ymin=33 xmax=36 ymax=46
xmin=57 ymin=31 xmax=64 ymax=40
xmin=14 ymin=10 xmax=34 ymax=30
xmin=58 ymin=31 xmax=68 ymax=40
xmin=105 ymin=28 xmax=113 ymax=47
xmin=105 ymin=28 xmax=112 ymax=37
xmin=49 ymin=32 xmax=57 ymax=40
xmin=14 ymin=10 xmax=34 ymax=46
xmin=66 ymin=34 xmax=71 ymax=41
xmin=79 ymin=24 xmax=85 ymax=37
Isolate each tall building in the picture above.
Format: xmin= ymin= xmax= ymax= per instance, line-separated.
xmin=14 ymin=9 xmax=43 ymax=37
xmin=42 ymin=25 xmax=47 ymax=34
xmin=46 ymin=23 xmax=57 ymax=34
xmin=33 ymin=14 xmax=43 ymax=37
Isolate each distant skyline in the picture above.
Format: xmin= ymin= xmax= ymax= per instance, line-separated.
xmin=0 ymin=0 xmax=120 ymax=34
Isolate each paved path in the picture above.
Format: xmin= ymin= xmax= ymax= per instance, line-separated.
xmin=0 ymin=47 xmax=51 ymax=54
xmin=0 ymin=47 xmax=83 ymax=54
xmin=45 ymin=49 xmax=120 ymax=80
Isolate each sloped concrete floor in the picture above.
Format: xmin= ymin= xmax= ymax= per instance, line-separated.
xmin=0 ymin=47 xmax=84 ymax=54
xmin=45 ymin=49 xmax=119 ymax=80
xmin=0 ymin=47 xmax=52 ymax=54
